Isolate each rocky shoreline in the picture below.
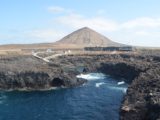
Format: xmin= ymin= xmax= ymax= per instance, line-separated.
xmin=0 ymin=55 xmax=87 ymax=90
xmin=0 ymin=53 xmax=160 ymax=119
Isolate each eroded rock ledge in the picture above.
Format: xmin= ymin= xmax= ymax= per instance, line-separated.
xmin=0 ymin=55 xmax=87 ymax=90
xmin=0 ymin=53 xmax=160 ymax=119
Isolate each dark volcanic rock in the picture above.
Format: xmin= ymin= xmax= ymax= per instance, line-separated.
xmin=96 ymin=62 xmax=143 ymax=84
xmin=0 ymin=55 xmax=87 ymax=91
xmin=120 ymin=67 xmax=160 ymax=120
xmin=0 ymin=53 xmax=160 ymax=120
xmin=54 ymin=53 xmax=160 ymax=120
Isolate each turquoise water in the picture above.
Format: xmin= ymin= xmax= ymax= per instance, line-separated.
xmin=0 ymin=73 xmax=127 ymax=120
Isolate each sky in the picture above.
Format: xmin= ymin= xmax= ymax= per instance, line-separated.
xmin=0 ymin=0 xmax=160 ymax=47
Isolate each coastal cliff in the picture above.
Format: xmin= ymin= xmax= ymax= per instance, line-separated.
xmin=0 ymin=55 xmax=87 ymax=90
xmin=0 ymin=54 xmax=144 ymax=90
xmin=47 ymin=54 xmax=160 ymax=120
xmin=0 ymin=53 xmax=159 ymax=119
xmin=120 ymin=66 xmax=160 ymax=120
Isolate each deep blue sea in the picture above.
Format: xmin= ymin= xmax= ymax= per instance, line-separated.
xmin=0 ymin=73 xmax=127 ymax=120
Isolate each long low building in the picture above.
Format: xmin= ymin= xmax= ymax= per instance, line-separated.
xmin=84 ymin=46 xmax=134 ymax=51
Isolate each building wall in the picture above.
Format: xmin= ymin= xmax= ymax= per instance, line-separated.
xmin=84 ymin=47 xmax=133 ymax=51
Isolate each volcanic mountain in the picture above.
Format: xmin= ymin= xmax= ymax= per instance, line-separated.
xmin=55 ymin=27 xmax=125 ymax=47
xmin=0 ymin=27 xmax=126 ymax=53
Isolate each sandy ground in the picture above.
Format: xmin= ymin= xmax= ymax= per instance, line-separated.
xmin=0 ymin=43 xmax=159 ymax=56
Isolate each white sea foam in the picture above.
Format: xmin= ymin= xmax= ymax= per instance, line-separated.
xmin=117 ymin=81 xmax=125 ymax=85
xmin=95 ymin=82 xmax=106 ymax=87
xmin=108 ymin=86 xmax=127 ymax=93
xmin=76 ymin=73 xmax=106 ymax=80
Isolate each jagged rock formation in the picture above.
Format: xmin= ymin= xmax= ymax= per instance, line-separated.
xmin=56 ymin=27 xmax=125 ymax=47
xmin=120 ymin=66 xmax=160 ymax=120
xmin=0 ymin=53 xmax=147 ymax=90
xmin=51 ymin=54 xmax=160 ymax=120
xmin=0 ymin=55 xmax=87 ymax=90
xmin=0 ymin=53 xmax=160 ymax=119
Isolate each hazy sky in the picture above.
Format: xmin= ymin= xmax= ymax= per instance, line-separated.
xmin=0 ymin=0 xmax=160 ymax=47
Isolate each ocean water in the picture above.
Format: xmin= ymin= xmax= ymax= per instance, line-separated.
xmin=0 ymin=73 xmax=127 ymax=120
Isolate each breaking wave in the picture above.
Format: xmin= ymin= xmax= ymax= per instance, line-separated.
xmin=117 ymin=81 xmax=125 ymax=85
xmin=76 ymin=73 xmax=106 ymax=80
xmin=95 ymin=82 xmax=106 ymax=87
xmin=108 ymin=86 xmax=127 ymax=93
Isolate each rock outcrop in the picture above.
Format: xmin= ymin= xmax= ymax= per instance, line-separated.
xmin=50 ymin=53 xmax=160 ymax=120
xmin=120 ymin=66 xmax=160 ymax=120
xmin=0 ymin=55 xmax=87 ymax=90
xmin=0 ymin=53 xmax=160 ymax=119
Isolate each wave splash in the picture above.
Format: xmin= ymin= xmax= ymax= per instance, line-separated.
xmin=77 ymin=73 xmax=128 ymax=93
xmin=117 ymin=81 xmax=125 ymax=85
xmin=76 ymin=73 xmax=106 ymax=80
xmin=108 ymin=86 xmax=127 ymax=93
xmin=95 ymin=82 xmax=106 ymax=87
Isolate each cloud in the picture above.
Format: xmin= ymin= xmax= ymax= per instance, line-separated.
xmin=53 ymin=12 xmax=160 ymax=36
xmin=56 ymin=15 xmax=159 ymax=47
xmin=121 ymin=17 xmax=160 ymax=29
xmin=135 ymin=31 xmax=149 ymax=36
xmin=48 ymin=6 xmax=65 ymax=13
xmin=55 ymin=14 xmax=118 ymax=32
xmin=1 ymin=6 xmax=160 ymax=47
xmin=24 ymin=29 xmax=66 ymax=42
xmin=0 ymin=29 xmax=67 ymax=45
xmin=47 ymin=6 xmax=73 ymax=14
